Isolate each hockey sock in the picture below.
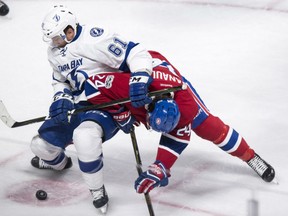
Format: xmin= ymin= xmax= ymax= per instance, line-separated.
xmin=193 ymin=115 xmax=254 ymax=161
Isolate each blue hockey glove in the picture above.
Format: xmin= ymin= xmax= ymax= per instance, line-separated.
xmin=49 ymin=90 xmax=74 ymax=124
xmin=129 ymin=71 xmax=153 ymax=108
xmin=134 ymin=161 xmax=170 ymax=194
xmin=113 ymin=110 xmax=139 ymax=134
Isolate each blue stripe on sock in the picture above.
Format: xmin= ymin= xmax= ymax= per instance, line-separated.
xmin=78 ymin=154 xmax=103 ymax=173
xmin=43 ymin=152 xmax=65 ymax=165
xmin=220 ymin=130 xmax=239 ymax=152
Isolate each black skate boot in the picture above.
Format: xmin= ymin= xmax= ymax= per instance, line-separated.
xmin=90 ymin=185 xmax=109 ymax=214
xmin=31 ymin=156 xmax=72 ymax=170
xmin=247 ymin=153 xmax=275 ymax=182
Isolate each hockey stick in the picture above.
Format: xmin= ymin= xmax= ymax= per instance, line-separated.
xmin=0 ymin=85 xmax=185 ymax=128
xmin=130 ymin=127 xmax=155 ymax=216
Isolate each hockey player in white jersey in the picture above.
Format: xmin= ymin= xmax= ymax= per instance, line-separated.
xmin=30 ymin=5 xmax=153 ymax=214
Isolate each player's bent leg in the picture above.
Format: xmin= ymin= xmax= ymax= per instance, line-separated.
xmin=193 ymin=115 xmax=254 ymax=160
xmin=30 ymin=135 xmax=72 ymax=170
xmin=73 ymin=121 xmax=108 ymax=213
xmin=193 ymin=115 xmax=275 ymax=182
xmin=73 ymin=121 xmax=105 ymax=189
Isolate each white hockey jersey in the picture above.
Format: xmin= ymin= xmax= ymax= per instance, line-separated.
xmin=47 ymin=24 xmax=152 ymax=103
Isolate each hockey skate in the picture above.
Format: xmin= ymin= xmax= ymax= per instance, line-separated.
xmin=247 ymin=153 xmax=275 ymax=182
xmin=90 ymin=185 xmax=109 ymax=214
xmin=31 ymin=156 xmax=72 ymax=170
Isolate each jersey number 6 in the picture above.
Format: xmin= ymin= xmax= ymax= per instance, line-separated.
xmin=108 ymin=37 xmax=127 ymax=57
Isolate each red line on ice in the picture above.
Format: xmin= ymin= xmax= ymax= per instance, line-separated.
xmin=0 ymin=151 xmax=26 ymax=167
xmin=154 ymin=198 xmax=230 ymax=216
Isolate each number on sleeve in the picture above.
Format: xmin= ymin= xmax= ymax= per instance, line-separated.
xmin=108 ymin=37 xmax=128 ymax=57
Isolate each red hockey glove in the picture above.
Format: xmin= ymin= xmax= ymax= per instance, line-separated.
xmin=134 ymin=161 xmax=170 ymax=194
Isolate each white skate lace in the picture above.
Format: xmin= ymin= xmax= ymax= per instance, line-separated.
xmin=90 ymin=187 xmax=105 ymax=201
xmin=39 ymin=159 xmax=53 ymax=169
xmin=247 ymin=154 xmax=268 ymax=176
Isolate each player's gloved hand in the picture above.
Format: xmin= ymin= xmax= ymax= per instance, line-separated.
xmin=113 ymin=109 xmax=140 ymax=134
xmin=129 ymin=71 xmax=153 ymax=108
xmin=135 ymin=161 xmax=170 ymax=194
xmin=49 ymin=89 xmax=74 ymax=124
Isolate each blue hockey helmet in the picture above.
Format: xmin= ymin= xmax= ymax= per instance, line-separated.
xmin=148 ymin=99 xmax=180 ymax=133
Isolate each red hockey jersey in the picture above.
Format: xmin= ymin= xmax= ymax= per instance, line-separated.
xmin=85 ymin=51 xmax=199 ymax=169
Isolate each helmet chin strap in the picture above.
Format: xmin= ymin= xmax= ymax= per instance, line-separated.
xmin=64 ymin=38 xmax=73 ymax=43
xmin=43 ymin=25 xmax=78 ymax=48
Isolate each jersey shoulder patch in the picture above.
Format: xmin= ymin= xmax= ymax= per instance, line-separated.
xmin=90 ymin=27 xmax=104 ymax=37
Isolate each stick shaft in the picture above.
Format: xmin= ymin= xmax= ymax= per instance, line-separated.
xmin=0 ymin=85 xmax=184 ymax=128
xmin=130 ymin=127 xmax=155 ymax=216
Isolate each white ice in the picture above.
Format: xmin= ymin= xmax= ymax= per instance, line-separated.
xmin=0 ymin=0 xmax=288 ymax=215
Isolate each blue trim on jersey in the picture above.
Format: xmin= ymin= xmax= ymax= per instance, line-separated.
xmin=181 ymin=75 xmax=209 ymax=129
xmin=182 ymin=76 xmax=207 ymax=108
xmin=69 ymin=68 xmax=89 ymax=97
xmin=84 ymin=80 xmax=99 ymax=98
xmin=71 ymin=25 xmax=82 ymax=42
xmin=119 ymin=42 xmax=139 ymax=72
xmin=220 ymin=129 xmax=239 ymax=151
xmin=78 ymin=154 xmax=103 ymax=173
xmin=159 ymin=135 xmax=187 ymax=155
xmin=192 ymin=105 xmax=209 ymax=129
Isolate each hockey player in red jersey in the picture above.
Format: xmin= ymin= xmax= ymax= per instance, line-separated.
xmin=85 ymin=50 xmax=275 ymax=194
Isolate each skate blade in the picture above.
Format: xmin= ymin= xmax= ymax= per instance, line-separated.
xmin=272 ymin=177 xmax=279 ymax=185
xmin=98 ymin=203 xmax=108 ymax=214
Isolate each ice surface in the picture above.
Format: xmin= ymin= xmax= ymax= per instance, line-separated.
xmin=0 ymin=0 xmax=288 ymax=215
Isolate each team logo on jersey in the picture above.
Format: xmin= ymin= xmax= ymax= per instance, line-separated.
xmin=90 ymin=28 xmax=104 ymax=37
xmin=105 ymin=75 xmax=114 ymax=89
xmin=60 ymin=47 xmax=67 ymax=57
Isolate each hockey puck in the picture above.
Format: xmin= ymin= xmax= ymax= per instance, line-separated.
xmin=36 ymin=190 xmax=47 ymax=200
xmin=0 ymin=1 xmax=9 ymax=16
